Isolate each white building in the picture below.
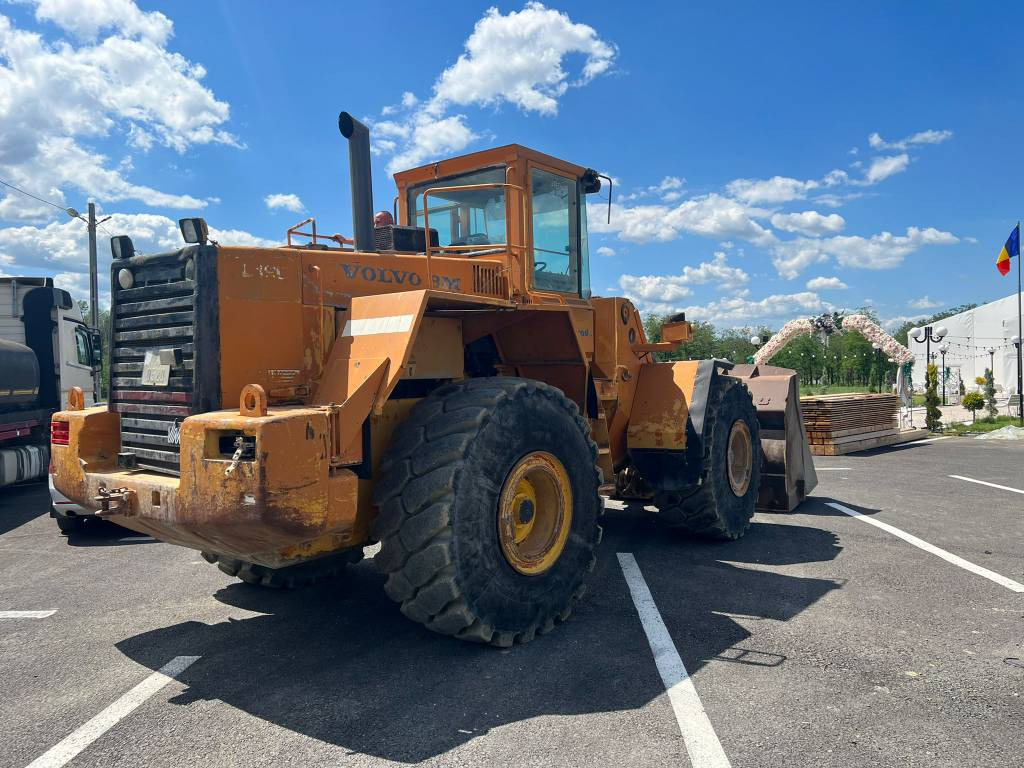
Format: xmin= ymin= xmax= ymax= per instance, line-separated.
xmin=906 ymin=292 xmax=1022 ymax=397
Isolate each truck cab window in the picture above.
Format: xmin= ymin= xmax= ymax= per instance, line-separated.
xmin=531 ymin=168 xmax=578 ymax=294
xmin=74 ymin=325 xmax=91 ymax=366
xmin=409 ymin=167 xmax=507 ymax=248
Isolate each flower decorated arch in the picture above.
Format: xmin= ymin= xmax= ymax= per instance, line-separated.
xmin=753 ymin=313 xmax=914 ymax=366
xmin=753 ymin=313 xmax=916 ymax=408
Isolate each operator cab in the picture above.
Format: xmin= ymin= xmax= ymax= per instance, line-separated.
xmin=394 ymin=145 xmax=603 ymax=301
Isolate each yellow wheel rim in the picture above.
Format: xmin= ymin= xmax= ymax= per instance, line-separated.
xmin=726 ymin=419 xmax=753 ymax=497
xmin=498 ymin=451 xmax=573 ymax=576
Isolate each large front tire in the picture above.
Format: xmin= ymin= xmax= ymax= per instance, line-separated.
xmin=372 ymin=378 xmax=602 ymax=647
xmin=654 ymin=376 xmax=761 ymax=540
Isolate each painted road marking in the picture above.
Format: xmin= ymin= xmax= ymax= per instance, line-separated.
xmin=816 ymin=467 xmax=852 ymax=471
xmin=0 ymin=611 xmax=55 ymax=619
xmin=25 ymin=656 xmax=200 ymax=768
xmin=950 ymin=474 xmax=1024 ymax=496
xmin=913 ymin=436 xmax=953 ymax=445
xmin=618 ymin=553 xmax=731 ymax=768
xmin=825 ymin=502 xmax=1024 ymax=593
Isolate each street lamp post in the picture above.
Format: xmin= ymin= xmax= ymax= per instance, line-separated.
xmin=910 ymin=325 xmax=947 ymax=362
xmin=1013 ymin=334 xmax=1023 ymax=425
xmin=871 ymin=342 xmax=882 ymax=392
xmin=938 ymin=343 xmax=949 ymax=405
xmin=986 ymin=346 xmax=996 ymax=381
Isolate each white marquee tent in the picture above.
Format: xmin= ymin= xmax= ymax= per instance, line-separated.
xmin=906 ymin=292 xmax=1022 ymax=397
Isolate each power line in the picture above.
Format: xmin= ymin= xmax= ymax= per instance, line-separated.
xmin=0 ymin=177 xmax=74 ymax=216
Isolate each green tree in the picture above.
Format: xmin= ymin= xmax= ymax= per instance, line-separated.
xmin=962 ymin=392 xmax=985 ymax=423
xmin=983 ymin=367 xmax=997 ymax=420
xmin=925 ymin=363 xmax=942 ymax=431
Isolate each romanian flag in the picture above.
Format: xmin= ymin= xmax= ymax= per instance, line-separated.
xmin=997 ymin=224 xmax=1019 ymax=275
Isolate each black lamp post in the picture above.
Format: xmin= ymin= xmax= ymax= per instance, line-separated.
xmin=1013 ymin=334 xmax=1023 ymax=425
xmin=910 ymin=325 xmax=947 ymax=386
xmin=938 ymin=343 xmax=949 ymax=406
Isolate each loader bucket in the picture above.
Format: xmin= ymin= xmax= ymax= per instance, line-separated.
xmin=728 ymin=364 xmax=817 ymax=512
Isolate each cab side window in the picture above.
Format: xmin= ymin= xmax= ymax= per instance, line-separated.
xmin=74 ymin=325 xmax=91 ymax=366
xmin=531 ymin=168 xmax=578 ymax=294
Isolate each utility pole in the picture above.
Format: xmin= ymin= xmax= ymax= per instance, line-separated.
xmin=87 ymin=202 xmax=100 ymax=402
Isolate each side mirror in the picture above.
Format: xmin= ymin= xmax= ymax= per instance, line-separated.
xmin=90 ymin=328 xmax=103 ymax=368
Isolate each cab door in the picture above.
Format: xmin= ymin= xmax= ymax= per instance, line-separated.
xmin=527 ymin=163 xmax=583 ymax=298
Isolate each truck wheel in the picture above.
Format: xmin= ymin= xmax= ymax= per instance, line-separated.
xmin=201 ymin=549 xmax=363 ymax=589
xmin=654 ymin=376 xmax=761 ymax=540
xmin=53 ymin=509 xmax=85 ymax=535
xmin=372 ymin=378 xmax=602 ymax=647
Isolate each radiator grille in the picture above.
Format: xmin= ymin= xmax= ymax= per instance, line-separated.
xmin=473 ymin=264 xmax=505 ymax=298
xmin=108 ymin=249 xmax=218 ymax=475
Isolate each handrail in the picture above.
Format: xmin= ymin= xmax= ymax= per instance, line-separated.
xmin=287 ymin=217 xmax=353 ymax=249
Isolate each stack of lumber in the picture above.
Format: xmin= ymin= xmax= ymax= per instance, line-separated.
xmin=801 ymin=393 xmax=906 ymax=455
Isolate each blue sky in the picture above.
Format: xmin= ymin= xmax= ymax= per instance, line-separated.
xmin=1 ymin=0 xmax=1021 ymax=329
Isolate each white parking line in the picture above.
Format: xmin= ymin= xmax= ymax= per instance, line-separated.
xmin=618 ymin=553 xmax=731 ymax=768
xmin=0 ymin=611 xmax=55 ymax=619
xmin=949 ymin=474 xmax=1024 ymax=496
xmin=25 ymin=656 xmax=199 ymax=768
xmin=825 ymin=502 xmax=1024 ymax=593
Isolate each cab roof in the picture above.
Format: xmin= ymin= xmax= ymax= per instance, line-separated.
xmin=393 ymin=144 xmax=589 ymax=188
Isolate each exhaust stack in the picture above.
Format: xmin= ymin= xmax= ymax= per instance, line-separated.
xmin=338 ymin=111 xmax=374 ymax=252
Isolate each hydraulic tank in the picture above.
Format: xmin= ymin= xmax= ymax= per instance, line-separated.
xmin=0 ymin=338 xmax=40 ymax=409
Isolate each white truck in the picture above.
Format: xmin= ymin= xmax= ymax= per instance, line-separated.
xmin=1 ymin=277 xmax=101 ymax=531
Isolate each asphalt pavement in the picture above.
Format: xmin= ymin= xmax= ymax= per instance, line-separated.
xmin=1 ymin=436 xmax=1021 ymax=768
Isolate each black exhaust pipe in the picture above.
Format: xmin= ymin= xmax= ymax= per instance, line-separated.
xmin=338 ymin=111 xmax=374 ymax=252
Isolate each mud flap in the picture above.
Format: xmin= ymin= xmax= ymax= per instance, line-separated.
xmin=729 ymin=363 xmax=817 ymax=512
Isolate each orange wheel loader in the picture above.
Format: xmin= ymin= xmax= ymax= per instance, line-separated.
xmin=50 ymin=112 xmax=816 ymax=646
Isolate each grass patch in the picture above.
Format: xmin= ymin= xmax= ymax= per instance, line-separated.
xmin=944 ymin=415 xmax=1022 ymax=435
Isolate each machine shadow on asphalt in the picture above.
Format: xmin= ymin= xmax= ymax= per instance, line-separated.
xmin=63 ymin=520 xmax=152 ymax=547
xmin=0 ymin=483 xmax=50 ymax=536
xmin=113 ymin=502 xmax=844 ymax=764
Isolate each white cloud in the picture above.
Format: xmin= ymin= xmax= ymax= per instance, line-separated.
xmin=805 ymin=276 xmax=848 ymax=290
xmin=373 ymin=3 xmax=615 ymax=172
xmin=679 ymin=291 xmax=829 ymax=328
xmin=881 ymin=313 xmax=928 ymax=330
xmin=863 ymin=154 xmax=910 ymax=184
xmin=387 ymin=114 xmax=478 ymax=173
xmin=264 ymin=193 xmax=304 ymax=214
xmin=618 ymin=252 xmax=749 ymax=313
xmin=592 ymin=194 xmax=774 ymax=246
xmin=771 ymin=226 xmax=958 ymax=277
xmin=726 ymin=175 xmax=819 ymax=205
xmin=868 ymin=129 xmax=953 ymax=151
xmin=679 ymin=251 xmax=748 ymax=287
xmin=0 ymin=212 xmax=275 ymax=306
xmin=432 ymin=2 xmax=616 ymax=115
xmin=0 ymin=4 xmax=237 ymax=220
xmin=908 ymin=295 xmax=941 ymax=310
xmin=771 ymin=210 xmax=845 ymax=237
xmin=595 ymin=245 xmax=615 ymax=257
xmin=31 ymin=0 xmax=173 ymax=43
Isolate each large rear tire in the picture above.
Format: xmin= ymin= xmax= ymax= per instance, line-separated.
xmin=654 ymin=375 xmax=761 ymax=540
xmin=372 ymin=377 xmax=602 ymax=647
xmin=201 ymin=548 xmax=363 ymax=589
